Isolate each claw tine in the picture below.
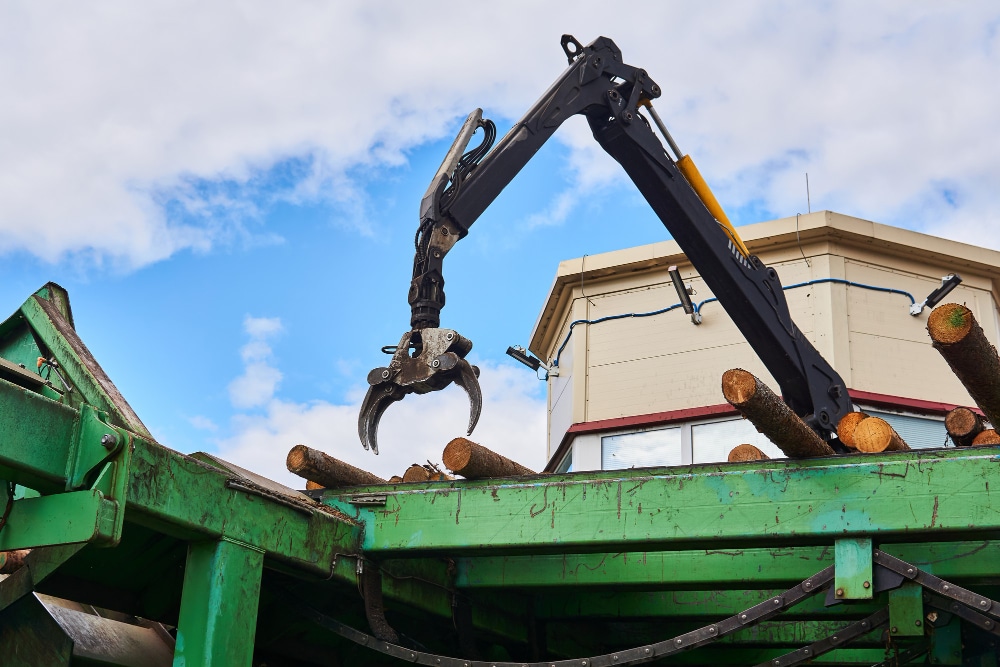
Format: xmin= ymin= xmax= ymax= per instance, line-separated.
xmin=358 ymin=383 xmax=406 ymax=455
xmin=453 ymin=360 xmax=483 ymax=436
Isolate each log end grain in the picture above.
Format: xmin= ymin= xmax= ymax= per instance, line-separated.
xmin=286 ymin=444 xmax=309 ymax=472
xmin=927 ymin=303 xmax=973 ymax=345
xmin=402 ymin=464 xmax=432 ymax=483
xmin=945 ymin=406 xmax=984 ymax=446
xmin=305 ymin=480 xmax=323 ymax=491
xmin=853 ymin=417 xmax=910 ymax=452
xmin=972 ymin=429 xmax=1000 ymax=446
xmin=442 ymin=437 xmax=474 ymax=473
xmin=727 ymin=444 xmax=769 ymax=462
xmin=836 ymin=412 xmax=869 ymax=450
xmin=721 ymin=368 xmax=757 ymax=406
xmin=388 ymin=476 xmax=403 ymax=484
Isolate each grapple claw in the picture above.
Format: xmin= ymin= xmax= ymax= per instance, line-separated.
xmin=453 ymin=360 xmax=482 ymax=436
xmin=358 ymin=381 xmax=406 ymax=455
xmin=358 ymin=328 xmax=480 ymax=453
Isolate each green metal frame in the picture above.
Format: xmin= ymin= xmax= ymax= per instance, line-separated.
xmin=2 ymin=283 xmax=1000 ymax=665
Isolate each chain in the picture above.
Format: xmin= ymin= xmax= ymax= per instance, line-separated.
xmin=281 ymin=553 xmax=1000 ymax=666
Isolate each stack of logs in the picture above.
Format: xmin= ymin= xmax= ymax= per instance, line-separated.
xmin=723 ymin=302 xmax=1000 ymax=460
xmin=286 ymin=438 xmax=536 ymax=491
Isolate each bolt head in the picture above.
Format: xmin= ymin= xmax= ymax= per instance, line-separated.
xmin=381 ymin=370 xmax=390 ymax=379
xmin=943 ymin=585 xmax=950 ymax=591
xmin=981 ymin=600 xmax=989 ymax=607
xmin=863 ymin=581 xmax=871 ymax=589
xmin=915 ymin=620 xmax=922 ymax=627
xmin=836 ymin=588 xmax=845 ymax=597
xmin=891 ymin=626 xmax=898 ymax=633
xmin=100 ymin=433 xmax=116 ymax=449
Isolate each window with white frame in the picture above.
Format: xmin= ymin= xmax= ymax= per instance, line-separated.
xmin=594 ymin=407 xmax=949 ymax=471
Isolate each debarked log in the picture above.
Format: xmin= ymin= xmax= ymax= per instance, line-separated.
xmin=972 ymin=429 xmax=1000 ymax=446
xmin=727 ymin=444 xmax=770 ymax=462
xmin=721 ymin=368 xmax=836 ymax=458
xmin=443 ymin=437 xmax=536 ymax=479
xmin=836 ymin=411 xmax=870 ymax=450
xmin=928 ymin=303 xmax=1000 ymax=426
xmin=286 ymin=445 xmax=386 ymax=488
xmin=852 ymin=416 xmax=910 ymax=453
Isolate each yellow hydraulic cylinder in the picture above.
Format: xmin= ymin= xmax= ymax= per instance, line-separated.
xmin=676 ymin=154 xmax=751 ymax=258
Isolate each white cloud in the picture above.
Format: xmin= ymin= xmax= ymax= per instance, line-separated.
xmin=213 ymin=361 xmax=547 ymax=489
xmin=228 ymin=315 xmax=284 ymax=409
xmin=3 ymin=2 xmax=1000 ymax=266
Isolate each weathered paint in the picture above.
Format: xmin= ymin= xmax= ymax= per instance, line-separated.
xmin=174 ymin=537 xmax=264 ymax=667
xmin=888 ymin=582 xmax=924 ymax=637
xmin=834 ymin=537 xmax=873 ymax=600
xmin=327 ymin=450 xmax=1000 ymax=555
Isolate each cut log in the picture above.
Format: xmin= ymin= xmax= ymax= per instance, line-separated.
xmin=443 ymin=437 xmax=536 ymax=479
xmin=0 ymin=549 xmax=30 ymax=574
xmin=286 ymin=445 xmax=386 ymax=488
xmin=402 ymin=464 xmax=431 ymax=483
xmin=836 ymin=412 xmax=870 ymax=450
xmin=305 ymin=480 xmax=323 ymax=491
xmin=721 ymin=369 xmax=836 ymax=458
xmin=853 ymin=417 xmax=910 ymax=452
xmin=945 ymin=406 xmax=985 ymax=447
xmin=972 ymin=429 xmax=1000 ymax=446
xmin=727 ymin=444 xmax=770 ymax=462
xmin=927 ymin=304 xmax=1000 ymax=426
xmin=388 ymin=476 xmax=403 ymax=484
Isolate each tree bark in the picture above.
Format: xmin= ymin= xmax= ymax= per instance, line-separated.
xmin=0 ymin=549 xmax=30 ymax=574
xmin=972 ymin=429 xmax=1000 ymax=446
xmin=928 ymin=303 xmax=1000 ymax=426
xmin=853 ymin=417 xmax=910 ymax=452
xmin=945 ymin=406 xmax=985 ymax=447
xmin=721 ymin=369 xmax=836 ymax=458
xmin=286 ymin=445 xmax=386 ymax=488
xmin=443 ymin=437 xmax=536 ymax=479
xmin=727 ymin=444 xmax=770 ymax=462
xmin=836 ymin=412 xmax=870 ymax=450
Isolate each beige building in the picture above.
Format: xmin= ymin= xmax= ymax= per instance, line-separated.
xmin=529 ymin=211 xmax=1000 ymax=472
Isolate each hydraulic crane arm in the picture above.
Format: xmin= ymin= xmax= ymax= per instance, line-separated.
xmin=359 ymin=35 xmax=849 ymax=454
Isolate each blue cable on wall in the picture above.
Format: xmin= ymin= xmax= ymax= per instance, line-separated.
xmin=551 ymin=278 xmax=916 ymax=369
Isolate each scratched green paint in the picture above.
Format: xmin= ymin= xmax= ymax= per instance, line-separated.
xmin=328 ymin=451 xmax=1000 ymax=555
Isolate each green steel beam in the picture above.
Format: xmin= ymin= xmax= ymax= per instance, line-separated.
xmin=535 ymin=588 xmax=882 ymax=620
xmin=835 ymin=537 xmax=873 ymax=600
xmin=455 ymin=541 xmax=1000 ymax=589
xmin=174 ymin=537 xmax=264 ymax=667
xmin=17 ymin=285 xmax=151 ymax=437
xmin=889 ymin=582 xmax=924 ymax=638
xmin=0 ymin=378 xmax=78 ymax=492
xmin=327 ymin=450 xmax=1000 ymax=555
xmin=126 ymin=437 xmax=361 ymax=577
xmin=0 ymin=489 xmax=117 ymax=551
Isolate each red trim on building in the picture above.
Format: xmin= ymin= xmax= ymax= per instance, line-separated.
xmin=543 ymin=389 xmax=976 ymax=472
xmin=847 ymin=389 xmax=976 ymax=416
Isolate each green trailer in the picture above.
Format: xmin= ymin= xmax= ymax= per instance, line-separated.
xmin=2 ymin=283 xmax=999 ymax=665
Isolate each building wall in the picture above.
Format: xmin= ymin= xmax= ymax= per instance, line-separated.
xmin=530 ymin=212 xmax=1000 ymax=462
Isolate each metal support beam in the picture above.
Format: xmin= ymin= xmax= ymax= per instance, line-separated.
xmin=835 ymin=538 xmax=873 ymax=600
xmin=328 ymin=450 xmax=1000 ymax=555
xmin=174 ymin=537 xmax=264 ymax=667
xmin=454 ymin=541 xmax=1000 ymax=589
xmin=889 ymin=582 xmax=925 ymax=637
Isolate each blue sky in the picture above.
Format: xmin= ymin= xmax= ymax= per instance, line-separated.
xmin=2 ymin=2 xmax=999 ymax=483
